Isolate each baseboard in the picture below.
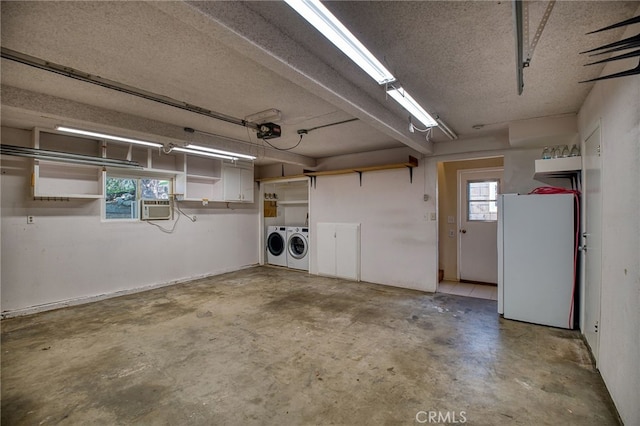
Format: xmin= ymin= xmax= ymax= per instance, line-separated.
xmin=0 ymin=264 xmax=258 ymax=320
xmin=578 ymin=332 xmax=624 ymax=425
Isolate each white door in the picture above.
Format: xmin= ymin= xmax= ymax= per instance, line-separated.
xmin=316 ymin=222 xmax=360 ymax=281
xmin=317 ymin=223 xmax=336 ymax=276
xmin=223 ymin=167 xmax=242 ymax=201
xmin=240 ymin=168 xmax=254 ymax=202
xmin=335 ymin=223 xmax=360 ymax=281
xmin=458 ymin=169 xmax=503 ymax=283
xmin=582 ymin=126 xmax=602 ymax=362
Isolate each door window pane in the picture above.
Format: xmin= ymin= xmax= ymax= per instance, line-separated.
xmin=468 ymin=180 xmax=499 ymax=221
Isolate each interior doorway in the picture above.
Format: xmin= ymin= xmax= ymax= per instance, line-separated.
xmin=458 ymin=168 xmax=503 ymax=284
xmin=436 ymin=157 xmax=504 ymax=300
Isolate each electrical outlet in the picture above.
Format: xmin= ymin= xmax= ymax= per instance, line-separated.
xmin=27 ymin=215 xmax=34 ymax=224
xmin=430 ymin=212 xmax=436 ymax=221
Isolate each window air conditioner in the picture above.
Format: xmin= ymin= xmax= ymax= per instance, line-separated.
xmin=140 ymin=199 xmax=172 ymax=220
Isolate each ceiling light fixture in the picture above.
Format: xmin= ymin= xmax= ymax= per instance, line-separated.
xmin=185 ymin=144 xmax=256 ymax=160
xmin=386 ymin=87 xmax=438 ymax=129
xmin=171 ymin=146 xmax=237 ymax=161
xmin=244 ymin=109 xmax=282 ymax=124
xmin=284 ymin=0 xmax=396 ymax=85
xmin=56 ymin=126 xmax=163 ymax=148
xmin=435 ymin=116 xmax=458 ymax=140
xmin=0 ymin=143 xmax=142 ymax=169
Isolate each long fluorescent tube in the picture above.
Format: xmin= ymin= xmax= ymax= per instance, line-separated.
xmin=185 ymin=144 xmax=256 ymax=160
xmin=284 ymin=0 xmax=395 ymax=85
xmin=171 ymin=147 xmax=237 ymax=160
xmin=1 ymin=144 xmax=142 ymax=169
xmin=386 ymin=87 xmax=438 ymax=128
xmin=435 ymin=116 xmax=458 ymax=140
xmin=56 ymin=126 xmax=163 ymax=148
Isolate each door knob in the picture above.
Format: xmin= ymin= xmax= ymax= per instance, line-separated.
xmin=460 ymin=229 xmax=467 ymax=234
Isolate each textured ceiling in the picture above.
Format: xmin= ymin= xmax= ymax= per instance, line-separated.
xmin=1 ymin=1 xmax=638 ymax=165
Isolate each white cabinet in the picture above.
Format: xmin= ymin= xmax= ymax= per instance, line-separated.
xmin=28 ymin=128 xmax=255 ymax=203
xmin=223 ymin=165 xmax=254 ymax=202
xmin=317 ymin=223 xmax=360 ymax=281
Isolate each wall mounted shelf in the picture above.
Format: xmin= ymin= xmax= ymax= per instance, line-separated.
xmin=534 ymin=156 xmax=582 ymax=190
xmin=534 ymin=156 xmax=581 ymax=177
xmin=28 ymin=128 xmax=254 ymax=203
xmin=304 ymin=156 xmax=419 ymax=187
xmin=276 ymin=200 xmax=309 ymax=205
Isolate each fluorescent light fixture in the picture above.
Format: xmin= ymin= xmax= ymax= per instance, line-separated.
xmin=386 ymin=87 xmax=438 ymax=129
xmin=244 ymin=109 xmax=282 ymax=124
xmin=185 ymin=144 xmax=256 ymax=160
xmin=171 ymin=147 xmax=237 ymax=160
xmin=56 ymin=126 xmax=163 ymax=148
xmin=284 ymin=0 xmax=395 ymax=85
xmin=435 ymin=116 xmax=458 ymax=140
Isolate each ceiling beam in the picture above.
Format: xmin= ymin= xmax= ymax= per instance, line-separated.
xmin=0 ymin=85 xmax=316 ymax=168
xmin=152 ymin=1 xmax=434 ymax=155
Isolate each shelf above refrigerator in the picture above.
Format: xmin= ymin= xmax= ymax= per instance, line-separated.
xmin=534 ymin=156 xmax=581 ymax=179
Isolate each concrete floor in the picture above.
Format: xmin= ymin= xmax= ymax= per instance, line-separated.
xmin=1 ymin=267 xmax=618 ymax=425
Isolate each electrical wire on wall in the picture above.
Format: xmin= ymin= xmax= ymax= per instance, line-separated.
xmin=261 ymin=133 xmax=304 ymax=151
xmin=253 ymin=117 xmax=360 ymax=152
xmin=145 ymin=210 xmax=180 ymax=234
xmin=409 ymin=118 xmax=434 ymax=142
xmin=144 ymin=198 xmax=196 ymax=234
xmin=174 ymin=200 xmax=197 ymax=222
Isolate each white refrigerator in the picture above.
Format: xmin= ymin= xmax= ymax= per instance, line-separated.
xmin=497 ymin=193 xmax=577 ymax=329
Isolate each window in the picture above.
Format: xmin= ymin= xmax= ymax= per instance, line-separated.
xmin=105 ymin=175 xmax=171 ymax=220
xmin=467 ymin=180 xmax=499 ymax=221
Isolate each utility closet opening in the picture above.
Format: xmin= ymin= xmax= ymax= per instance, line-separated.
xmin=436 ymin=156 xmax=504 ymax=300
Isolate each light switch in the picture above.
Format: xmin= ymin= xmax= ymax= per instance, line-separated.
xmin=448 ymin=229 xmax=455 ymax=238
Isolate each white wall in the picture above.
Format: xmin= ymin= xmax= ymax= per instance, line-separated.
xmin=310 ymin=162 xmax=437 ymax=292
xmin=1 ymin=127 xmax=259 ymax=316
xmin=308 ymin=141 xmax=547 ymax=293
xmin=577 ymin=21 xmax=640 ymax=424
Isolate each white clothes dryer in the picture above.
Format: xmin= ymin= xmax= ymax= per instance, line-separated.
xmin=286 ymin=226 xmax=309 ymax=270
xmin=266 ymin=226 xmax=287 ymax=267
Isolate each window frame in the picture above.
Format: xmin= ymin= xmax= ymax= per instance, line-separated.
xmin=103 ymin=171 xmax=174 ymax=222
xmin=466 ymin=178 xmax=500 ymax=222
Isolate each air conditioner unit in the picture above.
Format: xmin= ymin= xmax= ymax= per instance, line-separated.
xmin=140 ymin=199 xmax=172 ymax=220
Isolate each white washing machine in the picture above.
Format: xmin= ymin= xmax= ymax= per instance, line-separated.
xmin=286 ymin=226 xmax=309 ymax=271
xmin=266 ymin=226 xmax=288 ymax=267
